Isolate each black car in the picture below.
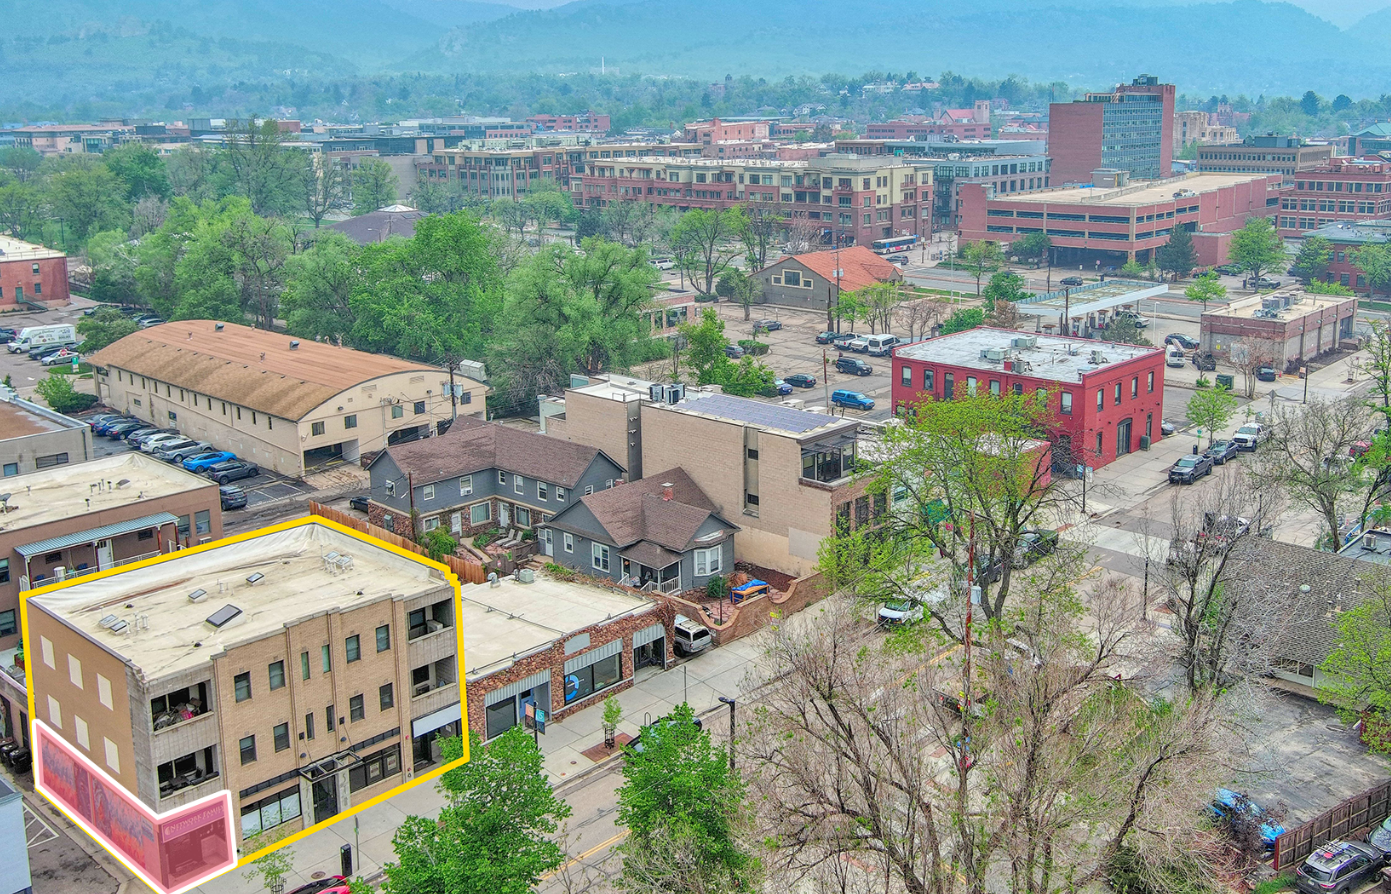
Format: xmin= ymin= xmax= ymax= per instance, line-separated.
xmin=724 ymin=344 xmax=745 ymax=359
xmin=628 ymin=713 xmax=704 ymax=755
xmin=349 ymin=495 xmax=370 ymax=512
xmin=1014 ymin=529 xmax=1059 ymax=567
xmin=1060 ymin=276 xmax=1084 ymax=286
xmin=815 ymin=331 xmax=838 ymax=344
xmin=1295 ymin=841 xmax=1385 ymax=894
xmin=1169 ymin=454 xmax=1213 ymax=484
xmin=219 ymin=485 xmax=248 ymax=510
xmin=0 ymin=327 xmax=15 ymax=341
xmin=1256 ymin=365 xmax=1277 ymax=382
xmin=205 ymin=460 xmax=259 ymax=484
xmin=104 ymin=420 xmax=147 ymax=438
xmin=1191 ymin=352 xmax=1217 ymax=372
xmin=835 ymin=356 xmax=872 ymax=376
xmin=1205 ymin=439 xmax=1239 ymax=465
xmin=785 ymin=373 xmax=817 ymax=389
xmin=1165 ymin=333 xmax=1199 ymax=350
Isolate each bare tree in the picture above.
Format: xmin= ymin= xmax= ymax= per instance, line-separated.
xmin=785 ymin=211 xmax=822 ymax=254
xmin=129 ymin=196 xmax=168 ymax=239
xmin=895 ymin=296 xmax=947 ymax=340
xmin=1228 ymin=339 xmax=1279 ymax=399
xmin=300 ymin=154 xmax=347 ymax=228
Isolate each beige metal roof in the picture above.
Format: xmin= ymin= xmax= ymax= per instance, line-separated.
xmin=88 ymin=320 xmax=442 ymax=421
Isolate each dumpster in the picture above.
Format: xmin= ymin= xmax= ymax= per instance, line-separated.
xmin=1215 ymin=374 xmax=1235 ymax=390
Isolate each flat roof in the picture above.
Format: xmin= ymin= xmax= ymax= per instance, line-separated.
xmin=0 ymin=235 xmax=64 ymax=262
xmin=1310 ymin=219 xmax=1391 ymax=246
xmin=1016 ymin=281 xmax=1169 ymax=319
xmin=29 ymin=522 xmax=446 ymax=680
xmin=658 ymin=392 xmax=860 ymax=439
xmin=1006 ymin=172 xmax=1273 ymax=207
xmin=0 ymin=453 xmax=213 ymax=532
xmin=461 ymin=574 xmax=656 ymax=679
xmin=1203 ymin=290 xmax=1353 ymax=321
xmin=0 ymin=395 xmax=83 ymax=438
xmin=895 ymin=327 xmax=1162 ymax=383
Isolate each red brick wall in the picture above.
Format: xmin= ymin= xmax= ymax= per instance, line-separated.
xmin=1047 ymin=103 xmax=1105 ymax=185
xmin=0 ymin=254 xmax=70 ymax=310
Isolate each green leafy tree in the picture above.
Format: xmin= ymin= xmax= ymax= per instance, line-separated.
xmin=241 ymin=843 xmax=295 ymax=894
xmin=219 ymin=118 xmax=300 ymax=216
xmin=1120 ymin=259 xmax=1148 ymax=280
xmin=521 ymin=179 xmax=575 ymax=232
xmin=982 ymin=271 xmax=1028 ymax=305
xmin=35 ymin=372 xmax=98 ymax=414
xmin=679 ymin=307 xmax=731 ymax=386
xmin=0 ymin=147 xmax=42 ymax=182
xmin=1228 ymin=217 xmax=1285 ymax=288
xmin=959 ymin=239 xmax=1005 ymax=298
xmin=47 ymin=166 xmax=130 ymax=245
xmin=282 ymin=231 xmax=360 ymax=343
xmin=102 ymin=143 xmax=172 ymax=202
xmin=617 ymin=703 xmax=761 ymax=894
xmin=939 ymin=306 xmax=984 ymax=335
xmin=721 ymin=355 xmax=777 ymax=398
xmin=1103 ymin=316 xmax=1151 ymax=347
xmin=670 ymin=207 xmax=745 ymax=296
xmin=352 ymin=159 xmax=399 ymax=215
xmin=76 ymin=307 xmax=138 ymax=353
xmin=1300 ymin=90 xmax=1322 ymax=116
xmin=489 ymin=199 xmax=529 ymax=235
xmin=1011 ymin=232 xmax=1051 ymax=264
xmin=1307 ymin=279 xmax=1354 ymax=296
xmin=715 ymin=268 xmax=760 ymax=321
xmin=383 ymin=727 xmax=570 ymax=894
xmin=1184 ymin=270 xmax=1226 ymax=313
xmin=84 ymin=230 xmax=140 ymax=304
xmin=419 ymin=529 xmax=458 ymax=561
xmin=737 ymin=201 xmax=784 ymax=272
xmin=1291 ymin=235 xmax=1333 ymax=283
xmin=1185 ymin=385 xmax=1237 ymax=447
xmin=0 ymin=180 xmax=46 ymax=241
xmin=1155 ymin=226 xmax=1196 ymax=281
xmin=1353 ymin=243 xmax=1391 ymax=298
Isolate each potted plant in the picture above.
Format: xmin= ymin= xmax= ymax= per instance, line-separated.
xmin=602 ymin=694 xmax=622 ymax=749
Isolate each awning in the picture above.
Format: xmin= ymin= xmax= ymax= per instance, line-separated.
xmin=412 ymin=701 xmax=462 ymax=738
xmin=620 ymin=541 xmax=681 ymax=570
xmin=15 ymin=512 xmax=179 ymax=557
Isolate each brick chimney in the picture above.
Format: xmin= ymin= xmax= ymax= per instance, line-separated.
xmin=662 ymin=483 xmax=674 ymax=501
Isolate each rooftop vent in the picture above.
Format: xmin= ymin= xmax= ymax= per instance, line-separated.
xmin=187 ymin=588 xmax=208 ymax=603
xmin=98 ymin=614 xmax=120 ymax=629
xmin=205 ymin=604 xmax=242 ymax=629
xmin=245 ymin=572 xmax=265 ymax=585
xmin=290 ymin=340 xmax=300 ymax=350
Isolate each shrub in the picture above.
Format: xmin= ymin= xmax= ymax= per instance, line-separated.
xmin=736 ymin=339 xmax=769 ymax=355
xmin=705 ymin=574 xmax=726 ymax=600
xmin=35 ymin=373 xmax=98 ymax=414
xmin=418 ymin=529 xmax=458 ymax=561
xmin=472 ymin=527 xmax=503 ymax=547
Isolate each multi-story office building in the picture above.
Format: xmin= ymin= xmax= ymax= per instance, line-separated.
xmin=1274 ymin=157 xmax=1391 ymax=236
xmin=1196 ymin=135 xmax=1333 ymax=181
xmin=569 ymin=154 xmax=932 ymax=246
xmin=25 ymin=519 xmax=462 ymax=849
xmin=866 ymin=102 xmax=992 ymax=141
xmin=1048 ymin=75 xmax=1176 ymax=185
xmin=417 ymin=140 xmax=703 ymax=200
xmin=8 ymin=123 xmax=134 ymax=155
xmin=1200 ymin=289 xmax=1357 ymax=370
xmin=682 ymin=118 xmax=772 ymax=144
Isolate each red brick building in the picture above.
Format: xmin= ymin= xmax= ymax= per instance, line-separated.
xmin=1274 ymin=157 xmax=1391 ymax=236
xmin=1048 ymin=75 xmax=1175 ymax=185
xmin=0 ymin=237 xmax=69 ymax=311
xmin=682 ymin=118 xmax=772 ymax=144
xmin=526 ymin=111 xmax=611 ymax=133
xmin=892 ymin=328 xmax=1167 ymax=468
xmin=1307 ymin=220 xmax=1391 ymax=293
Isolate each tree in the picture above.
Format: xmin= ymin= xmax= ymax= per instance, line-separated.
xmin=1300 ymin=90 xmax=1322 ymax=116
xmin=521 ymin=179 xmax=574 ymax=232
xmin=939 ymin=306 xmax=984 ymax=335
xmin=352 ymin=159 xmax=398 ymax=215
xmin=721 ymin=356 xmax=776 ymax=398
xmin=670 ymin=208 xmax=744 ymax=296
xmin=1184 ymin=271 xmax=1226 ymax=314
xmin=1291 ymin=235 xmax=1333 ymax=283
xmin=0 ymin=180 xmax=45 ymax=241
xmin=1353 ymin=243 xmax=1391 ymax=298
xmin=301 ymin=155 xmax=347 ymax=227
xmin=1103 ymin=316 xmax=1151 ymax=347
xmin=737 ymin=201 xmax=784 ymax=272
xmin=896 ymin=296 xmax=948 ymax=340
xmin=715 ymin=269 xmax=760 ymax=321
xmin=102 ymin=143 xmax=171 ymax=202
xmin=47 ymin=166 xmax=130 ymax=245
xmin=35 ymin=372 xmax=98 ymax=414
xmin=1227 ymin=340 xmax=1278 ymax=399
xmin=0 ymin=147 xmax=41 ymax=182
xmin=1156 ymin=226 xmax=1196 ymax=281
xmin=618 ymin=703 xmax=761 ymax=894
xmin=383 ymin=727 xmax=570 ymax=894
xmin=282 ymin=231 xmax=359 ymax=344
xmin=1365 ymin=319 xmax=1391 ymax=416
xmin=77 ymin=307 xmax=138 ymax=353
xmin=855 ymin=281 xmax=900 ymax=333
xmin=1319 ymin=580 xmax=1391 ymax=752
xmin=1185 ymin=385 xmax=1237 ymax=447
xmin=1011 ymin=232 xmax=1051 ymax=264
xmin=679 ymin=307 xmax=730 ymax=386
xmin=85 ymin=231 xmax=140 ymax=304
xmin=960 ymin=239 xmax=1005 ymax=298
xmin=419 ymin=529 xmax=458 ymax=561
xmin=982 ymin=271 xmax=1027 ymax=327
xmin=241 ymin=843 xmax=295 ymax=893
xmin=220 ymin=118 xmax=299 ymax=216
xmin=1120 ymin=258 xmax=1148 ymax=280
xmin=1228 ymin=217 xmax=1285 ymax=288
xmin=165 ymin=143 xmax=217 ymax=204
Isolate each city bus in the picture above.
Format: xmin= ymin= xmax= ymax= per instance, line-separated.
xmin=871 ymin=235 xmax=918 ymax=255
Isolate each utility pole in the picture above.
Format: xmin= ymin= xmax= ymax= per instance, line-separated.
xmin=717 ymin=696 xmax=736 ymax=769
xmin=822 ymin=350 xmax=831 ymax=410
xmin=407 ymin=472 xmax=418 ymax=539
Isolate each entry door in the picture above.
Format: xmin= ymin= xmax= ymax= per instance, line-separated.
xmin=312 ymin=778 xmax=339 ymax=824
xmin=540 ymin=529 xmax=553 ymax=557
xmin=96 ymin=539 xmax=114 ymax=570
xmin=1116 ymin=418 xmax=1133 ymax=457
xmin=499 ymin=503 xmax=511 ymax=528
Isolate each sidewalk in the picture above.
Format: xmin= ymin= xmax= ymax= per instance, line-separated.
xmin=191 ymin=630 xmax=775 ymax=894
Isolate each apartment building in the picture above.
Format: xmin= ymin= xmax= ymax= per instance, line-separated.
xmin=8 ymin=123 xmax=134 ymax=155
xmin=1196 ymin=134 xmax=1333 ymax=181
xmin=24 ymin=519 xmax=462 ymax=851
xmin=892 ymin=329 xmax=1167 ymax=468
xmin=571 ymin=154 xmax=932 ymax=247
xmin=959 ymin=172 xmax=1282 ymax=266
xmin=417 ymin=140 xmax=703 ymax=199
xmin=1048 ymin=75 xmax=1176 ymax=184
xmin=89 ymin=321 xmax=486 ymax=478
xmin=1274 ymin=156 xmax=1391 ymax=236
xmin=527 ymin=112 xmax=611 ymax=133
xmin=365 ymin=417 xmax=625 ymax=537
xmin=1306 ymin=219 xmax=1391 ymax=293
xmin=683 ymin=118 xmax=772 ymax=144
xmin=866 ymin=102 xmax=992 ymax=141
xmin=0 ymin=390 xmax=91 ymax=476
xmin=0 ymin=235 xmax=69 ymax=311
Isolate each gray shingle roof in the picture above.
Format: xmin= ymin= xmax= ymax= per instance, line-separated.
xmin=385 ymin=418 xmax=619 ymax=489
xmin=579 ymin=468 xmax=726 ymax=552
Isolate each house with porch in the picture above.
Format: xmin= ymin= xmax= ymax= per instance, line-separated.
xmin=539 ymin=469 xmax=738 ymax=595
xmin=366 ymin=417 xmax=625 ymax=539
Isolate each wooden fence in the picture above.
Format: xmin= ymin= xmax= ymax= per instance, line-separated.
xmin=309 ymin=502 xmax=488 ymax=586
xmin=1273 ymin=779 xmax=1391 ymax=870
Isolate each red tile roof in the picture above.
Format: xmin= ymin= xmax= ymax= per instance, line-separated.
xmin=784 ymin=245 xmax=902 ymax=293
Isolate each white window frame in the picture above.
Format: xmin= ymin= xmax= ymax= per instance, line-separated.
xmin=592 ymin=543 xmax=610 ymax=572
xmin=515 ymin=476 xmax=525 ymax=495
xmin=538 ymin=482 xmax=548 ymax=501
xmin=459 ymin=475 xmax=473 ymax=496
xmin=556 ymin=487 xmax=567 ymax=502
xmin=694 ymin=546 xmax=723 ymax=576
xmin=498 ymin=470 xmax=506 ymax=485
xmin=563 ymin=532 xmax=574 ymax=553
xmin=423 ymin=517 xmax=439 ymax=531
xmin=470 ymin=503 xmax=491 ymax=525
xmin=584 ymin=485 xmax=594 ymax=495
xmin=423 ymin=484 xmax=435 ymax=501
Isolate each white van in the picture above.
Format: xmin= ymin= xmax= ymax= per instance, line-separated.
xmin=8 ymin=324 xmax=77 ymax=354
xmin=1166 ymin=349 xmax=1186 ymax=368
xmin=652 ymin=257 xmax=676 ymax=271
xmin=866 ymin=334 xmax=900 ymax=356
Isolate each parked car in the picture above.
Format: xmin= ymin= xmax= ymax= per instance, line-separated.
xmin=1370 ymin=815 xmax=1391 ymax=855
xmin=348 ymin=495 xmax=370 ymax=513
xmin=219 ymin=485 xmax=248 ymax=510
xmin=127 ymin=428 xmax=177 ymax=447
xmin=182 ymin=451 xmax=237 ymax=472
xmin=30 ymin=343 xmax=75 ymax=361
xmin=815 ymin=330 xmax=839 ymax=344
xmin=1014 ymin=529 xmax=1059 ymax=567
xmin=1256 ymin=365 xmax=1277 ymax=382
xmin=1198 ymin=514 xmax=1252 ymax=548
xmin=772 ymin=379 xmax=793 ymax=396
xmin=1294 ymin=841 xmax=1385 ymax=894
xmin=628 ymin=713 xmax=704 ymax=754
xmin=1351 ymin=439 xmax=1375 ymax=459
xmin=831 ymin=389 xmax=874 ymax=410
xmin=1165 ymin=333 xmax=1199 ymax=350
xmin=205 ymin=460 xmax=259 ymax=484
xmin=95 ymin=417 xmax=139 ymax=436
xmin=1191 ymin=352 xmax=1217 ymax=371
xmin=847 ymin=336 xmax=871 ymax=353
xmin=1168 ymin=454 xmax=1213 ymax=484
xmin=287 ymin=878 xmax=353 ymax=894
xmin=1232 ymin=422 xmax=1266 ymax=450
xmin=120 ymin=427 xmax=165 ymax=443
xmin=673 ymin=614 xmax=713 ymax=656
xmin=1214 ymin=263 xmax=1242 ymax=275
xmin=835 ymin=356 xmax=873 ymax=376
xmin=1114 ymin=310 xmax=1150 ymax=329
xmin=40 ymin=349 xmax=81 ymax=366
xmin=723 ymin=344 xmax=745 ymax=359
xmin=140 ymin=433 xmax=190 ymax=453
xmin=0 ymin=327 xmax=15 ymax=342
xmin=103 ymin=420 xmax=147 ymax=439
xmin=831 ymin=333 xmax=858 ymax=349
xmin=1060 ymin=276 xmax=1084 ymax=286
xmin=785 ymin=373 xmax=817 ymax=389
xmin=651 ymin=257 xmax=675 ymax=271
xmin=1208 ymin=788 xmax=1286 ymax=850
xmin=1205 ymin=439 xmax=1239 ymax=465
xmin=137 ymin=317 xmax=167 ymax=329
xmin=1248 ymin=277 xmax=1281 ymax=289
xmin=155 ymin=441 xmax=213 ymax=462
xmin=1161 ymin=419 xmax=1176 ymax=436
xmin=878 ymin=598 xmax=925 ymax=626
xmin=85 ymin=413 xmax=124 ymax=430
xmin=754 ymin=319 xmax=782 ymax=331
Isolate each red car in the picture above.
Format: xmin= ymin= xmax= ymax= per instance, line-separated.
xmin=289 ymin=878 xmax=351 ymax=894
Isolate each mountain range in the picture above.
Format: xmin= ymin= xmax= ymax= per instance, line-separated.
xmin=4 ymin=0 xmax=1391 ymax=113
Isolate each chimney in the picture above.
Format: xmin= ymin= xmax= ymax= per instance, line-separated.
xmin=662 ymin=483 xmax=674 ymax=501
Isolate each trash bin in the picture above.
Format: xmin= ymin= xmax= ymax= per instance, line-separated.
xmin=1216 ymin=374 xmax=1235 ymax=390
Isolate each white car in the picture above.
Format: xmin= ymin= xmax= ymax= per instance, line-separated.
xmin=847 ymin=336 xmax=871 ymax=353
xmin=652 ymin=257 xmax=675 ymax=271
xmin=1166 ymin=351 xmax=1186 ymax=368
xmin=41 ymin=349 xmax=81 ymax=366
xmin=140 ymin=433 xmax=189 ymax=453
xmin=1232 ymin=422 xmax=1265 ymax=450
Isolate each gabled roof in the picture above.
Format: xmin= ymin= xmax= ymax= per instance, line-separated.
xmin=327 ymin=207 xmax=428 ymax=245
xmin=769 ymin=245 xmax=902 ymax=293
xmin=87 ymin=320 xmax=441 ymax=421
xmin=1356 ymin=123 xmax=1391 ymax=138
xmin=551 ymin=468 xmax=735 ymax=553
xmin=382 ymin=418 xmax=620 ymax=489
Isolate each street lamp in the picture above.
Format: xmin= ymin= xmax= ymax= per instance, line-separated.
xmin=716 ymin=696 xmax=736 ymax=769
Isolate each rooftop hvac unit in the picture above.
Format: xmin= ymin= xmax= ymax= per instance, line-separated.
xmin=1262 ymin=297 xmax=1281 ymax=312
xmin=649 ymin=383 xmax=665 ymax=402
xmin=780 ymin=398 xmax=805 ymax=409
xmin=517 ymin=568 xmax=536 ymax=583
xmin=1012 ymin=335 xmax=1038 ymax=349
xmin=1089 ymin=350 xmax=1107 ymax=365
xmin=667 ymin=383 xmax=685 ymax=403
xmin=981 ymin=348 xmax=1007 ymax=362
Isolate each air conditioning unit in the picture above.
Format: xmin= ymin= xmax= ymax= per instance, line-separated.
xmin=415 ymin=683 xmax=432 ymax=697
xmin=1364 ymin=533 xmax=1382 ymax=552
xmin=1012 ymin=335 xmax=1037 ymax=349
xmin=517 ymin=568 xmax=536 ymax=583
xmin=666 ymin=383 xmax=686 ymax=403
xmin=1089 ymin=350 xmax=1107 ymax=364
xmin=981 ymin=348 xmax=1007 ymax=362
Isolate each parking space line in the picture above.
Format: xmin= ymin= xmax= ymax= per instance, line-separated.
xmin=24 ymin=804 xmax=59 ymax=849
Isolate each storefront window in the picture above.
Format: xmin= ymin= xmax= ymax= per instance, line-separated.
xmin=348 ymin=744 xmax=400 ymax=793
xmin=564 ymin=653 xmax=621 ymax=703
xmin=240 ymin=787 xmax=302 ymax=838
